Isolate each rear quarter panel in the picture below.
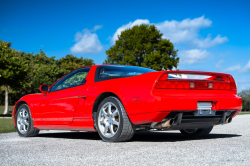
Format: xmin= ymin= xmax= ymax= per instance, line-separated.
xmin=90 ymin=71 xmax=164 ymax=115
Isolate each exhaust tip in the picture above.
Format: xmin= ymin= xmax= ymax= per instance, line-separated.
xmin=227 ymin=117 xmax=232 ymax=123
xmin=169 ymin=119 xmax=174 ymax=126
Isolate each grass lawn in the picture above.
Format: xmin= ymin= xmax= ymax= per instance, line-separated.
xmin=0 ymin=105 xmax=14 ymax=115
xmin=238 ymin=111 xmax=250 ymax=115
xmin=0 ymin=118 xmax=16 ymax=133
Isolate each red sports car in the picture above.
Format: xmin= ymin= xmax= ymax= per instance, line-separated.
xmin=12 ymin=65 xmax=242 ymax=142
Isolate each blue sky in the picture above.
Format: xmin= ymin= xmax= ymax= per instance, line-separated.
xmin=1 ymin=0 xmax=250 ymax=92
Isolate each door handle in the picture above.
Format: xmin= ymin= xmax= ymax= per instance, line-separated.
xmin=79 ymin=95 xmax=87 ymax=99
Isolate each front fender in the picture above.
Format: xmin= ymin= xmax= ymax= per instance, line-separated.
xmin=12 ymin=93 xmax=43 ymax=126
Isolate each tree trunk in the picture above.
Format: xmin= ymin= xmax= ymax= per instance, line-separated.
xmin=3 ymin=85 xmax=9 ymax=114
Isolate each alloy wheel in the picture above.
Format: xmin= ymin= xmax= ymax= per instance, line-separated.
xmin=17 ymin=108 xmax=29 ymax=134
xmin=98 ymin=102 xmax=120 ymax=138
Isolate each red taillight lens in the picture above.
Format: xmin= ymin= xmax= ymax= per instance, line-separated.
xmin=155 ymin=73 xmax=236 ymax=91
xmin=229 ymin=76 xmax=236 ymax=90
xmin=155 ymin=80 xmax=189 ymax=89
xmin=213 ymin=82 xmax=230 ymax=89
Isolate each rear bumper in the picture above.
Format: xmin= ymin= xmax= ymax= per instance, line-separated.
xmin=129 ymin=92 xmax=242 ymax=125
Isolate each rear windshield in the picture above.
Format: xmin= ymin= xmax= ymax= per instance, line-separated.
xmin=95 ymin=65 xmax=155 ymax=82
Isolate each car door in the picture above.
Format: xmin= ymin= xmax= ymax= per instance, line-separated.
xmin=34 ymin=67 xmax=91 ymax=125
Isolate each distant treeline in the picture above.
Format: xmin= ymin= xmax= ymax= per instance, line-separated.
xmin=0 ymin=41 xmax=95 ymax=105
xmin=238 ymin=89 xmax=250 ymax=111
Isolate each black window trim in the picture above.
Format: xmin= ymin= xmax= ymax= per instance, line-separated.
xmin=49 ymin=67 xmax=91 ymax=93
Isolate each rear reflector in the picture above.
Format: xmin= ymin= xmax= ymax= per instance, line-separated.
xmin=155 ymin=73 xmax=236 ymax=91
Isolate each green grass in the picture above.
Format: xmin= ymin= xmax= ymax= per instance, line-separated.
xmin=238 ymin=111 xmax=250 ymax=115
xmin=0 ymin=118 xmax=16 ymax=133
xmin=0 ymin=105 xmax=14 ymax=115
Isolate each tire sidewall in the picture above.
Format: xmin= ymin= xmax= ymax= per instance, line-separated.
xmin=95 ymin=97 xmax=124 ymax=142
xmin=15 ymin=104 xmax=32 ymax=137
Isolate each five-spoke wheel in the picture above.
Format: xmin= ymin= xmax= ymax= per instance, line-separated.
xmin=15 ymin=104 xmax=39 ymax=137
xmin=98 ymin=102 xmax=120 ymax=138
xmin=96 ymin=97 xmax=135 ymax=142
xmin=17 ymin=108 xmax=29 ymax=134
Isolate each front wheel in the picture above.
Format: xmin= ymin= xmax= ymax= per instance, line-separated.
xmin=95 ymin=97 xmax=135 ymax=142
xmin=180 ymin=126 xmax=213 ymax=138
xmin=15 ymin=104 xmax=39 ymax=137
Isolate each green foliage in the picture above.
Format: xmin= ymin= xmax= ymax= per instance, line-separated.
xmin=0 ymin=41 xmax=28 ymax=89
xmin=104 ymin=24 xmax=179 ymax=71
xmin=18 ymin=51 xmax=95 ymax=95
xmin=0 ymin=40 xmax=95 ymax=105
xmin=56 ymin=54 xmax=94 ymax=73
xmin=238 ymin=89 xmax=250 ymax=111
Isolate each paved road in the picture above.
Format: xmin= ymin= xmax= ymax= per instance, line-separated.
xmin=0 ymin=115 xmax=250 ymax=166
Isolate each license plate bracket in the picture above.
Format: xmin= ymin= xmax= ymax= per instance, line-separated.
xmin=194 ymin=109 xmax=216 ymax=116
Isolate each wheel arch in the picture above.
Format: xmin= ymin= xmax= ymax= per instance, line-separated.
xmin=92 ymin=92 xmax=122 ymax=121
xmin=14 ymin=101 xmax=28 ymax=116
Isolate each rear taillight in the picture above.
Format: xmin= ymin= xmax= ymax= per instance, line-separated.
xmin=229 ymin=76 xmax=237 ymax=90
xmin=155 ymin=73 xmax=236 ymax=91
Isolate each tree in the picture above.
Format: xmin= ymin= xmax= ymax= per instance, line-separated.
xmin=0 ymin=41 xmax=96 ymax=109
xmin=18 ymin=49 xmax=59 ymax=95
xmin=20 ymin=52 xmax=95 ymax=95
xmin=104 ymin=24 xmax=179 ymax=71
xmin=238 ymin=89 xmax=250 ymax=111
xmin=56 ymin=54 xmax=95 ymax=74
xmin=0 ymin=41 xmax=28 ymax=114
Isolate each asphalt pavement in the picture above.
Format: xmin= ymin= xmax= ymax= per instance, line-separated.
xmin=0 ymin=115 xmax=250 ymax=166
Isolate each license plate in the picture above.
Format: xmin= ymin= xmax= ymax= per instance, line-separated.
xmin=194 ymin=109 xmax=216 ymax=116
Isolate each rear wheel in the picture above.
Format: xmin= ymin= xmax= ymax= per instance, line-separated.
xmin=180 ymin=126 xmax=213 ymax=138
xmin=95 ymin=97 xmax=135 ymax=142
xmin=15 ymin=104 xmax=39 ymax=137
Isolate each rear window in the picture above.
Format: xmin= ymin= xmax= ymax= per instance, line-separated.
xmin=95 ymin=65 xmax=155 ymax=82
xmin=168 ymin=74 xmax=211 ymax=80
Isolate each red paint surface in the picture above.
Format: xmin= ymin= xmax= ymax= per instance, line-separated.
xmin=12 ymin=65 xmax=242 ymax=131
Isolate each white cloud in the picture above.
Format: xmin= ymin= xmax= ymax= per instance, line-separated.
xmin=70 ymin=28 xmax=103 ymax=54
xmin=192 ymin=34 xmax=229 ymax=48
xmin=155 ymin=16 xmax=212 ymax=43
xmin=93 ymin=25 xmax=103 ymax=32
xmin=242 ymin=59 xmax=250 ymax=73
xmin=216 ymin=60 xmax=224 ymax=68
xmin=223 ymin=64 xmax=241 ymax=72
xmin=111 ymin=19 xmax=150 ymax=44
xmin=111 ymin=16 xmax=219 ymax=45
xmin=179 ymin=49 xmax=212 ymax=65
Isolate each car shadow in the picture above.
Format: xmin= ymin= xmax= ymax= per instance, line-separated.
xmin=38 ymin=131 xmax=101 ymax=141
xmin=131 ymin=131 xmax=241 ymax=142
xmin=37 ymin=131 xmax=241 ymax=142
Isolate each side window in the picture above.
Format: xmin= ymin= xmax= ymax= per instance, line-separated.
xmin=51 ymin=67 xmax=90 ymax=92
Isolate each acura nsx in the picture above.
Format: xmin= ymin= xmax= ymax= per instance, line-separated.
xmin=12 ymin=65 xmax=242 ymax=142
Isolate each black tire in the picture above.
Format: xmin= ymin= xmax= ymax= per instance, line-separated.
xmin=95 ymin=96 xmax=135 ymax=142
xmin=15 ymin=104 xmax=39 ymax=137
xmin=180 ymin=126 xmax=213 ymax=138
